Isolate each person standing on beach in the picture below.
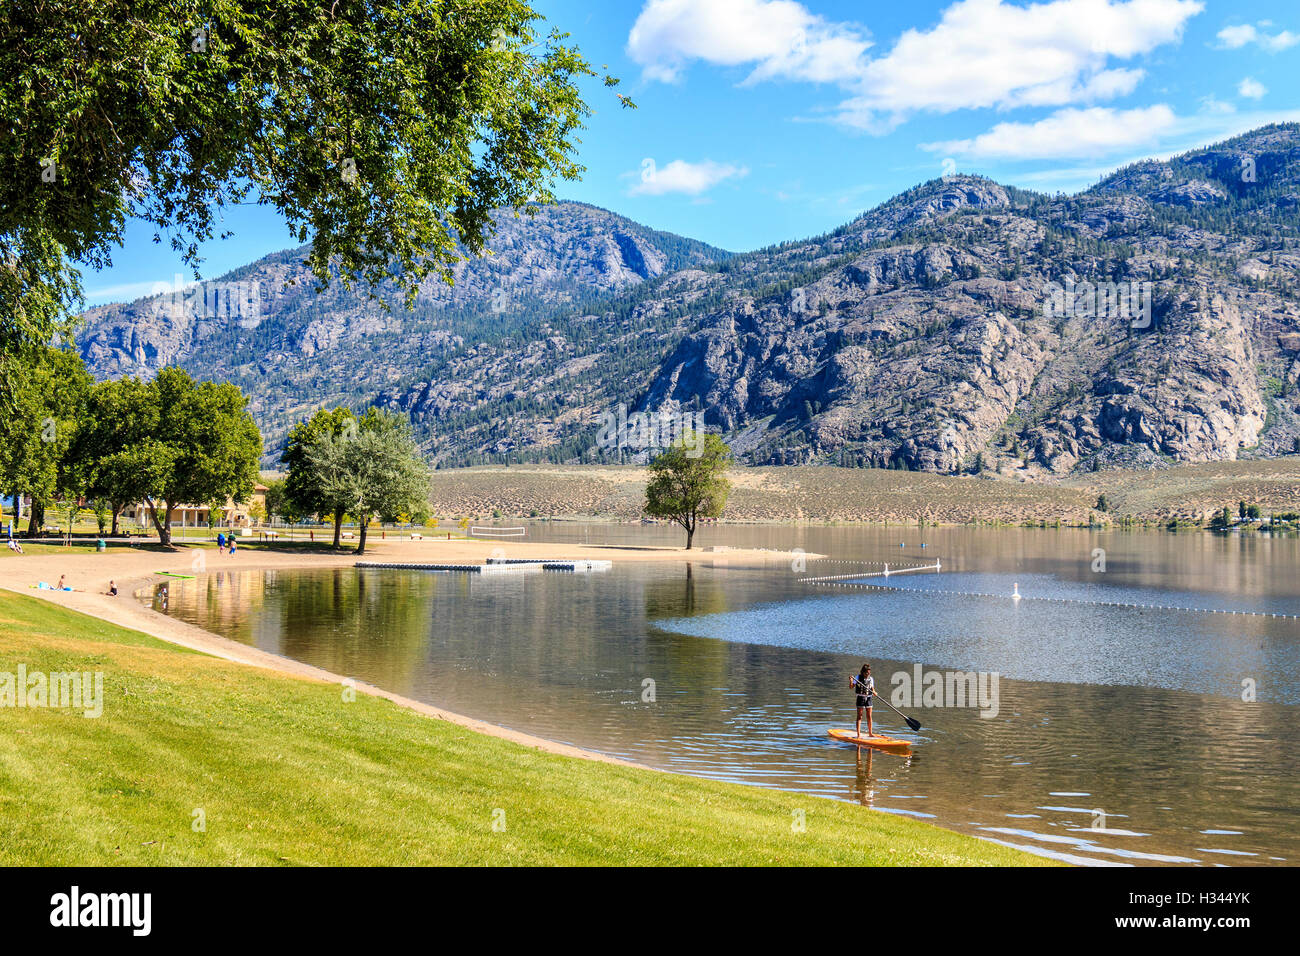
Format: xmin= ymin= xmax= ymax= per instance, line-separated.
xmin=217 ymin=531 xmax=226 ymax=551
xmin=851 ymin=663 xmax=876 ymax=738
xmin=228 ymin=536 xmax=237 ymax=556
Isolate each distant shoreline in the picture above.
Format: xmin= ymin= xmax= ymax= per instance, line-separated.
xmin=427 ymin=459 xmax=1300 ymax=526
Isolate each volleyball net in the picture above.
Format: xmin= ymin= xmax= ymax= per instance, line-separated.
xmin=469 ymin=526 xmax=527 ymax=538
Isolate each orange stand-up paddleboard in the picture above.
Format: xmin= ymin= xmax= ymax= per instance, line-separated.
xmin=828 ymin=728 xmax=912 ymax=751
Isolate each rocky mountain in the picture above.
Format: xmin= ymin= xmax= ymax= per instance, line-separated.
xmin=77 ymin=202 xmax=728 ymax=457
xmin=78 ymin=125 xmax=1300 ymax=477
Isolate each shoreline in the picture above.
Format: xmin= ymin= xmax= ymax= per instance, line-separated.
xmin=0 ymin=538 xmax=816 ymax=769
xmin=1 ymin=584 xmax=1045 ymax=866
xmin=423 ymin=460 xmax=1300 ymax=525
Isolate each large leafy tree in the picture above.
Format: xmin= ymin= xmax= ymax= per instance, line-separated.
xmin=644 ymin=433 xmax=733 ymax=550
xmin=303 ymin=409 xmax=429 ymax=555
xmin=0 ymin=0 xmax=631 ymax=354
xmin=282 ymin=406 xmax=360 ymax=547
xmin=133 ymin=367 xmax=262 ymax=547
xmin=66 ymin=376 xmax=160 ymax=534
xmin=0 ymin=346 xmax=93 ymax=534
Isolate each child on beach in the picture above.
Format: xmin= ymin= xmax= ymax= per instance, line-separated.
xmin=851 ymin=663 xmax=876 ymax=738
xmin=106 ymin=580 xmax=118 ymax=597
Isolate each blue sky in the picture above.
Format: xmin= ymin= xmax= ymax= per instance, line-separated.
xmin=84 ymin=0 xmax=1300 ymax=306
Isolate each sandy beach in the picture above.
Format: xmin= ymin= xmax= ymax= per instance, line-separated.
xmin=0 ymin=537 xmax=815 ymax=767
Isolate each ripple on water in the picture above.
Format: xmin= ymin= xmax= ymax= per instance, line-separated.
xmin=148 ymin=558 xmax=1300 ymax=868
xmin=980 ymin=827 xmax=1200 ymax=864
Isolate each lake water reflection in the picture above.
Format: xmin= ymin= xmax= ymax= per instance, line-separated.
xmin=146 ymin=524 xmax=1300 ymax=866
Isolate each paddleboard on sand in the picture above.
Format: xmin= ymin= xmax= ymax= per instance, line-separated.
xmin=828 ymin=728 xmax=912 ymax=751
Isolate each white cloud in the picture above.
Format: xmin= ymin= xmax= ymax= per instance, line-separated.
xmin=629 ymin=0 xmax=1203 ymax=132
xmin=1216 ymin=24 xmax=1255 ymax=48
xmin=627 ymin=0 xmax=872 ymax=85
xmin=1216 ymin=23 xmax=1300 ymax=52
xmin=82 ymin=280 xmax=183 ymax=307
xmin=1238 ymin=77 xmax=1267 ymax=100
xmin=628 ymin=159 xmax=749 ymax=196
xmin=1198 ymin=94 xmax=1235 ymax=114
xmin=925 ymin=105 xmax=1300 ymax=191
xmin=836 ymin=0 xmax=1202 ymax=128
xmin=923 ymin=105 xmax=1179 ymax=160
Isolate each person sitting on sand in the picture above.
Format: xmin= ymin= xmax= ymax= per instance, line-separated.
xmin=851 ymin=663 xmax=876 ymax=738
xmin=56 ymin=575 xmax=68 ymax=591
xmin=106 ymin=580 xmax=118 ymax=597
xmin=7 ymin=538 xmax=21 ymax=554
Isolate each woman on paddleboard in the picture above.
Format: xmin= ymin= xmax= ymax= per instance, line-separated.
xmin=851 ymin=664 xmax=876 ymax=738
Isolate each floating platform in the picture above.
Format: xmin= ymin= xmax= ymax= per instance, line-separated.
xmin=486 ymin=557 xmax=612 ymax=572
xmin=540 ymin=560 xmax=611 ymax=572
xmin=355 ymin=559 xmax=610 ymax=573
xmin=355 ymin=561 xmax=539 ymax=574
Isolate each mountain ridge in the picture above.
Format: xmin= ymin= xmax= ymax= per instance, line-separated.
xmin=77 ymin=124 xmax=1300 ymax=477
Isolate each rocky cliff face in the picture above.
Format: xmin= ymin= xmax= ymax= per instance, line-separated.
xmin=76 ymin=202 xmax=728 ymax=454
xmin=627 ymin=125 xmax=1300 ymax=476
xmin=79 ymin=125 xmax=1300 ymax=476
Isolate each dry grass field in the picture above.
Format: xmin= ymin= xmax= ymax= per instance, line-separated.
xmin=427 ymin=459 xmax=1300 ymax=525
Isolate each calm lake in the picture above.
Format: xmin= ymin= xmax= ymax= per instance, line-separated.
xmin=145 ymin=524 xmax=1300 ymax=866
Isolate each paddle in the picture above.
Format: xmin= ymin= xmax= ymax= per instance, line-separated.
xmin=853 ymin=676 xmax=922 ymax=732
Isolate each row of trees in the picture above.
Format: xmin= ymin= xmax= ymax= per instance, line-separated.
xmin=282 ymin=407 xmax=431 ymax=554
xmin=0 ymin=348 xmax=263 ymax=546
xmin=0 ymin=343 xmax=433 ymax=554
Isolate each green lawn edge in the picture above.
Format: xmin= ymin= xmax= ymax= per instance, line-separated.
xmin=0 ymin=591 xmax=1055 ymax=866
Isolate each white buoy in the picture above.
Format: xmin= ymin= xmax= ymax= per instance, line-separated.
xmin=1012 ymin=582 xmax=1022 ymax=602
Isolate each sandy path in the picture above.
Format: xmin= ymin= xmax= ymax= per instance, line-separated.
xmin=0 ymin=537 xmax=814 ymax=767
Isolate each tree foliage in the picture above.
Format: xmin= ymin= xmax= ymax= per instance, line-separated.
xmin=68 ymin=376 xmax=160 ymax=532
xmin=644 ymin=433 xmax=732 ymax=549
xmin=0 ymin=0 xmax=631 ymax=353
xmin=0 ymin=346 xmax=92 ymax=531
xmin=282 ymin=405 xmax=359 ymax=546
xmin=301 ymin=409 xmax=430 ymax=554
xmin=131 ymin=367 xmax=263 ymax=545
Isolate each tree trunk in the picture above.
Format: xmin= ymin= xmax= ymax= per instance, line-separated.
xmin=110 ymin=502 xmax=121 ymax=536
xmin=354 ymin=516 xmax=369 ymax=555
xmin=26 ymin=498 xmax=43 ymax=536
xmin=685 ymin=521 xmax=694 ymax=550
xmin=149 ymin=499 xmax=173 ymax=547
xmin=332 ymin=507 xmax=344 ymax=549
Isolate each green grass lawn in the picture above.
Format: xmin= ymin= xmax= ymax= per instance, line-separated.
xmin=0 ymin=591 xmax=1051 ymax=866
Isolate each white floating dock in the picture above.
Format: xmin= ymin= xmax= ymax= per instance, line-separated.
xmin=355 ymin=561 xmax=540 ymax=574
xmin=356 ymin=559 xmax=610 ymax=573
xmin=486 ymin=557 xmax=612 ymax=572
xmin=541 ymin=560 xmax=611 ymax=572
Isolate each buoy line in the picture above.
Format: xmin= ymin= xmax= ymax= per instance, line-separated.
xmin=808 ymin=558 xmax=934 ymax=567
xmin=798 ymin=561 xmax=942 ymax=583
xmin=802 ymin=579 xmax=1300 ymax=620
